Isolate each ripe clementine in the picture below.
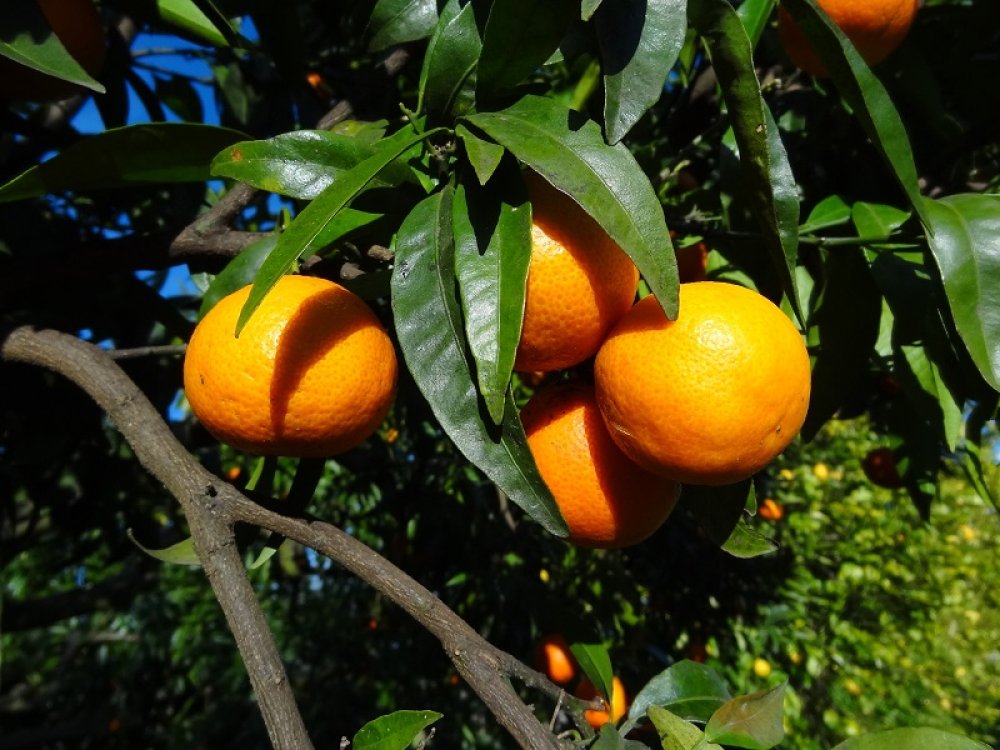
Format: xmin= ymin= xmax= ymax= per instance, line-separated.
xmin=594 ymin=282 xmax=810 ymax=486
xmin=520 ymin=381 xmax=681 ymax=549
xmin=533 ymin=634 xmax=578 ymax=685
xmin=778 ymin=0 xmax=919 ymax=78
xmin=862 ymin=447 xmax=903 ymax=488
xmin=0 ymin=0 xmax=107 ymax=102
xmin=514 ymin=172 xmax=639 ymax=373
xmin=575 ymin=676 xmax=628 ymax=729
xmin=184 ymin=275 xmax=397 ymax=457
xmin=759 ymin=498 xmax=784 ymax=521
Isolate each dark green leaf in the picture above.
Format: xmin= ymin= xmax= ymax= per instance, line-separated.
xmin=249 ymin=458 xmax=325 ymax=570
xmin=597 ymin=0 xmax=686 ymax=144
xmin=798 ymin=195 xmax=850 ymax=235
xmin=591 ymin=723 xmax=648 ymax=749
xmin=779 ymin=0 xmax=929 ymax=227
xmin=464 ymin=95 xmax=678 ymax=317
xmin=851 ymin=201 xmax=909 ymax=240
xmin=155 ymin=75 xmax=205 ymax=122
xmin=211 ymin=130 xmax=414 ymax=200
xmin=961 ymin=396 xmax=999 ymax=511
xmin=453 ymin=164 xmax=531 ymax=424
xmin=0 ymin=0 xmax=104 ymax=93
xmin=582 ymin=0 xmax=604 ymax=21
xmin=629 ymin=660 xmax=733 ymax=724
xmin=237 ymin=124 xmax=441 ymax=334
xmin=832 ymin=728 xmax=993 ymax=750
xmin=157 ymin=0 xmax=231 ymax=47
xmin=199 ymin=236 xmax=278 ymax=318
xmin=456 ymin=124 xmax=505 ymax=184
xmin=736 ymin=0 xmax=776 ymax=48
xmin=477 ymin=0 xmax=577 ymax=101
xmin=690 ymin=0 xmax=800 ymax=321
xmin=419 ymin=0 xmax=482 ymax=117
xmin=391 ymin=189 xmax=567 ymax=535
xmin=647 ymin=705 xmax=722 ymax=750
xmin=352 ymin=710 xmax=442 ymax=750
xmin=0 ymin=124 xmax=247 ymax=203
xmin=682 ymin=480 xmax=776 ymax=559
xmin=369 ymin=0 xmax=439 ymax=51
xmin=570 ymin=642 xmax=614 ymax=704
xmin=705 ymin=681 xmax=786 ymax=749
xmin=127 ymin=530 xmax=201 ymax=566
xmin=921 ymin=194 xmax=1000 ymax=392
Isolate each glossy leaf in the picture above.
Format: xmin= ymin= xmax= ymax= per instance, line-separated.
xmin=157 ymin=0 xmax=231 ymax=47
xmin=211 ymin=130 xmax=414 ymax=200
xmin=628 ymin=660 xmax=733 ymax=724
xmin=900 ymin=343 xmax=963 ymax=454
xmin=0 ymin=0 xmax=104 ymax=92
xmin=705 ymin=682 xmax=786 ymax=749
xmin=735 ymin=0 xmax=776 ymax=48
xmin=418 ymin=0 xmax=482 ymax=117
xmin=352 ymin=710 xmax=442 ymax=750
xmin=476 ymin=0 xmax=576 ymax=101
xmin=596 ymin=0 xmax=686 ymax=144
xmin=798 ymin=195 xmax=850 ymax=235
xmin=921 ymin=194 xmax=1000 ymax=392
xmin=237 ymin=124 xmax=441 ymax=334
xmin=391 ymin=189 xmax=567 ymax=535
xmin=570 ymin=642 xmax=615 ymax=705
xmin=199 ymin=236 xmax=278 ymax=318
xmin=456 ymin=124 xmax=505 ymax=184
xmin=648 ymin=705 xmax=722 ymax=750
xmin=464 ymin=95 xmax=678 ymax=317
xmin=0 ymin=124 xmax=246 ymax=203
xmin=453 ymin=165 xmax=531 ymax=424
xmin=682 ymin=481 xmax=776 ymax=558
xmin=690 ymin=0 xmax=800 ymax=319
xmin=127 ymin=531 xmax=201 ymax=566
xmin=832 ymin=728 xmax=993 ymax=750
xmin=368 ymin=0 xmax=439 ymax=51
xmin=780 ymin=0 xmax=929 ymax=227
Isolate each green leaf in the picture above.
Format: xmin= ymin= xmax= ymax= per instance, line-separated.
xmin=156 ymin=0 xmax=232 ymax=47
xmin=155 ymin=75 xmax=205 ymax=122
xmin=352 ymin=710 xmax=442 ymax=750
xmin=236 ymin=124 xmax=441 ymax=335
xmin=704 ymin=681 xmax=786 ymax=749
xmin=418 ymin=0 xmax=482 ymax=117
xmin=570 ymin=642 xmax=615 ymax=705
xmin=582 ymin=0 xmax=604 ymax=21
xmin=961 ymin=396 xmax=999 ymax=511
xmin=453 ymin=164 xmax=531 ymax=425
xmin=690 ymin=0 xmax=801 ymax=321
xmin=921 ymin=194 xmax=1000 ymax=392
xmin=779 ymin=0 xmax=929 ymax=227
xmin=457 ymin=124 xmax=505 ymax=184
xmin=682 ymin=481 xmax=776 ymax=558
xmin=628 ymin=660 xmax=733 ymax=724
xmin=199 ymin=235 xmax=278 ymax=318
xmin=211 ymin=130 xmax=414 ymax=200
xmin=647 ymin=704 xmax=723 ymax=750
xmin=735 ymin=0 xmax=776 ymax=48
xmin=832 ymin=728 xmax=993 ymax=750
xmin=0 ymin=123 xmax=246 ymax=203
xmin=0 ymin=0 xmax=104 ymax=93
xmin=464 ymin=95 xmax=678 ymax=318
xmin=900 ymin=343 xmax=963 ymax=454
xmin=851 ymin=201 xmax=909 ymax=240
xmin=596 ymin=0 xmax=687 ymax=144
xmin=798 ymin=195 xmax=850 ymax=235
xmin=476 ymin=0 xmax=577 ymax=101
xmin=391 ymin=189 xmax=567 ymax=536
xmin=369 ymin=0 xmax=439 ymax=51
xmin=591 ymin=722 xmax=649 ymax=749
xmin=126 ymin=530 xmax=201 ymax=566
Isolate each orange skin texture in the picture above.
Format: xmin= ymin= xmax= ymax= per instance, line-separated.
xmin=863 ymin=447 xmax=904 ymax=488
xmin=594 ymin=282 xmax=811 ymax=486
xmin=0 ymin=0 xmax=107 ymax=102
xmin=533 ymin=634 xmax=578 ymax=685
xmin=183 ymin=275 xmax=397 ymax=458
xmin=514 ymin=173 xmax=639 ymax=373
xmin=520 ymin=381 xmax=680 ymax=549
xmin=576 ymin=676 xmax=628 ymax=729
xmin=778 ymin=0 xmax=919 ymax=78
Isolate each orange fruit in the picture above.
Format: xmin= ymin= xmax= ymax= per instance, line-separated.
xmin=514 ymin=172 xmax=639 ymax=373
xmin=676 ymin=241 xmax=709 ymax=284
xmin=759 ymin=498 xmax=784 ymax=521
xmin=0 ymin=0 xmax=107 ymax=102
xmin=778 ymin=0 xmax=919 ymax=78
xmin=520 ymin=381 xmax=681 ymax=549
xmin=184 ymin=275 xmax=397 ymax=457
xmin=594 ymin=282 xmax=810 ymax=486
xmin=533 ymin=634 xmax=578 ymax=685
xmin=576 ymin=676 xmax=628 ymax=729
xmin=862 ymin=447 xmax=903 ymax=488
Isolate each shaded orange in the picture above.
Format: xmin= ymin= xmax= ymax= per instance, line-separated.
xmin=514 ymin=172 xmax=639 ymax=373
xmin=520 ymin=381 xmax=680 ymax=549
xmin=183 ymin=275 xmax=397 ymax=457
xmin=575 ymin=676 xmax=628 ymax=729
xmin=594 ymin=282 xmax=810 ymax=486
xmin=863 ymin=447 xmax=903 ymax=488
xmin=778 ymin=0 xmax=919 ymax=78
xmin=0 ymin=0 xmax=106 ymax=102
xmin=533 ymin=634 xmax=578 ymax=685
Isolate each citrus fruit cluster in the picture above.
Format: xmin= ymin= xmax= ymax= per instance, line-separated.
xmin=516 ymin=173 xmax=811 ymax=548
xmin=184 ymin=275 xmax=397 ymax=458
xmin=533 ymin=635 xmax=629 ymax=730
